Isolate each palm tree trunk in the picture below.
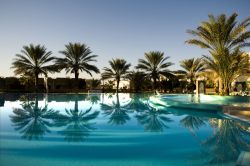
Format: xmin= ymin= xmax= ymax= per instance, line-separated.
xmin=219 ymin=77 xmax=223 ymax=95
xmin=223 ymin=82 xmax=230 ymax=96
xmin=116 ymin=79 xmax=120 ymax=93
xmin=44 ymin=76 xmax=48 ymax=93
xmin=35 ymin=74 xmax=39 ymax=93
xmin=74 ymin=70 xmax=79 ymax=89
xmin=153 ymin=77 xmax=157 ymax=93
xmin=190 ymin=79 xmax=195 ymax=93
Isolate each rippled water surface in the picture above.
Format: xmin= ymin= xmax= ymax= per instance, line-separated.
xmin=0 ymin=93 xmax=249 ymax=166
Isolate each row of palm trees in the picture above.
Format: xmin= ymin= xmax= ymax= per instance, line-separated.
xmin=12 ymin=43 xmax=100 ymax=92
xmin=11 ymin=13 xmax=250 ymax=95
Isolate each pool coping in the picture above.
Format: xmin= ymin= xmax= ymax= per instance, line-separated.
xmin=222 ymin=106 xmax=250 ymax=124
xmin=149 ymin=95 xmax=250 ymax=123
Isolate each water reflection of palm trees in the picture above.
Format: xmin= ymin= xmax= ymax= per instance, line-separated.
xmin=135 ymin=102 xmax=172 ymax=132
xmin=100 ymin=93 xmax=131 ymax=125
xmin=128 ymin=93 xmax=149 ymax=113
xmin=203 ymin=119 xmax=250 ymax=165
xmin=10 ymin=96 xmax=60 ymax=140
xmin=54 ymin=97 xmax=99 ymax=142
xmin=180 ymin=116 xmax=206 ymax=131
xmin=86 ymin=94 xmax=100 ymax=105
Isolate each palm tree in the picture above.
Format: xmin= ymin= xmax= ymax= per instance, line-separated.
xmin=136 ymin=51 xmax=173 ymax=92
xmin=55 ymin=42 xmax=100 ymax=89
xmin=10 ymin=96 xmax=60 ymax=140
xmin=186 ymin=13 xmax=250 ymax=95
xmin=102 ymin=58 xmax=131 ymax=93
xmin=203 ymin=49 xmax=249 ymax=95
xmin=126 ymin=71 xmax=147 ymax=92
xmin=178 ymin=58 xmax=205 ymax=92
xmin=11 ymin=44 xmax=56 ymax=92
xmin=91 ymin=79 xmax=101 ymax=89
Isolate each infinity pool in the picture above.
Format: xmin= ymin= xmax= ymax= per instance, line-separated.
xmin=0 ymin=93 xmax=249 ymax=166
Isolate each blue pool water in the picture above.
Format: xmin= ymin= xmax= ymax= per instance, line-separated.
xmin=0 ymin=93 xmax=250 ymax=166
xmin=149 ymin=94 xmax=250 ymax=111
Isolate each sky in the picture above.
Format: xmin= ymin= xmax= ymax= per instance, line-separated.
xmin=0 ymin=0 xmax=249 ymax=79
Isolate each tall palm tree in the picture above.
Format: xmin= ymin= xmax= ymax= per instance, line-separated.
xmin=11 ymin=44 xmax=56 ymax=92
xmin=186 ymin=13 xmax=250 ymax=95
xmin=203 ymin=49 xmax=249 ymax=95
xmin=102 ymin=58 xmax=131 ymax=93
xmin=178 ymin=58 xmax=205 ymax=92
xmin=136 ymin=51 xmax=173 ymax=92
xmin=55 ymin=42 xmax=100 ymax=88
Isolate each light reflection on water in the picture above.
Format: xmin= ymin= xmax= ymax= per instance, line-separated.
xmin=0 ymin=93 xmax=250 ymax=166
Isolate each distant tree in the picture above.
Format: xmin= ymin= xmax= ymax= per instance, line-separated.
xmin=55 ymin=43 xmax=99 ymax=89
xmin=177 ymin=58 xmax=205 ymax=92
xmin=102 ymin=58 xmax=131 ymax=93
xmin=126 ymin=71 xmax=147 ymax=92
xmin=103 ymin=80 xmax=115 ymax=91
xmin=179 ymin=58 xmax=205 ymax=83
xmin=136 ymin=51 xmax=173 ymax=93
xmin=186 ymin=13 xmax=250 ymax=95
xmin=91 ymin=79 xmax=101 ymax=89
xmin=11 ymin=44 xmax=56 ymax=92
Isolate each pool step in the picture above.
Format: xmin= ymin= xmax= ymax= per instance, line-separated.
xmin=236 ymin=151 xmax=250 ymax=166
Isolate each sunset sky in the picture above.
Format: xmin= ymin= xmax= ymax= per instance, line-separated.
xmin=0 ymin=0 xmax=249 ymax=79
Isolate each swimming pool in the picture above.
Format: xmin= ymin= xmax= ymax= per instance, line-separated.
xmin=149 ymin=94 xmax=250 ymax=111
xmin=0 ymin=93 xmax=249 ymax=166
